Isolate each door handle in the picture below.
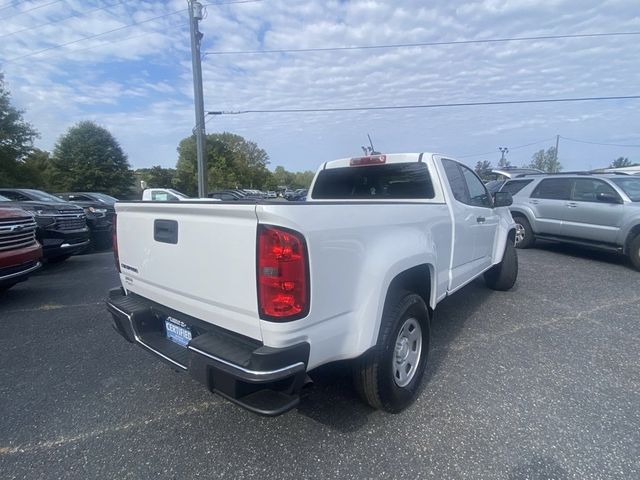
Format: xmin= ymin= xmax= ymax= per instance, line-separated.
xmin=530 ymin=200 xmax=540 ymax=205
xmin=566 ymin=202 xmax=578 ymax=208
xmin=476 ymin=216 xmax=486 ymax=224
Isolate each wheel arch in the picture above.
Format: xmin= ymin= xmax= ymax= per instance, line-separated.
xmin=624 ymin=223 xmax=640 ymax=254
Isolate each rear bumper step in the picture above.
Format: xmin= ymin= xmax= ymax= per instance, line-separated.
xmin=105 ymin=288 xmax=309 ymax=416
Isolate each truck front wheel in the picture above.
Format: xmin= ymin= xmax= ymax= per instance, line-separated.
xmin=353 ymin=292 xmax=430 ymax=413
xmin=484 ymin=239 xmax=518 ymax=291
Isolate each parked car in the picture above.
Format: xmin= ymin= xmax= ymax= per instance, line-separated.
xmin=0 ymin=200 xmax=43 ymax=292
xmin=55 ymin=192 xmax=117 ymax=249
xmin=503 ymin=173 xmax=640 ymax=269
xmin=107 ymin=152 xmax=517 ymax=416
xmin=0 ymin=189 xmax=90 ymax=262
xmin=288 ymin=189 xmax=308 ymax=201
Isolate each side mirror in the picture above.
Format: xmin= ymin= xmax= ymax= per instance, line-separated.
xmin=493 ymin=191 xmax=513 ymax=207
xmin=596 ymin=192 xmax=623 ymax=204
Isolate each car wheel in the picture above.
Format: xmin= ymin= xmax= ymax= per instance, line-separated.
xmin=513 ymin=215 xmax=535 ymax=249
xmin=353 ymin=291 xmax=430 ymax=413
xmin=485 ymin=238 xmax=518 ymax=291
xmin=629 ymin=235 xmax=640 ymax=271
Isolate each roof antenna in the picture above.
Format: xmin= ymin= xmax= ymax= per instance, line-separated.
xmin=366 ymin=133 xmax=380 ymax=155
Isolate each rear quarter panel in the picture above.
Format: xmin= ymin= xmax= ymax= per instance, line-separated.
xmin=256 ymin=202 xmax=452 ymax=369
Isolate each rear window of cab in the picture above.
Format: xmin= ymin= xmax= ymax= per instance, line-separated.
xmin=311 ymin=163 xmax=435 ymax=200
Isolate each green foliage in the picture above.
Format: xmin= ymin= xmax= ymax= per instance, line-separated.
xmin=528 ymin=147 xmax=562 ymax=173
xmin=609 ymin=157 xmax=638 ymax=168
xmin=175 ymin=132 xmax=271 ymax=195
xmin=136 ymin=166 xmax=176 ymax=189
xmin=49 ymin=121 xmax=134 ymax=196
xmin=269 ymin=165 xmax=315 ymax=189
xmin=497 ymin=156 xmax=511 ymax=168
xmin=17 ymin=148 xmax=52 ymax=189
xmin=0 ymin=73 xmax=39 ymax=186
xmin=474 ymin=160 xmax=493 ymax=180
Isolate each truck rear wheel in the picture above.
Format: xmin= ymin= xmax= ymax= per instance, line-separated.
xmin=353 ymin=292 xmax=430 ymax=413
xmin=629 ymin=235 xmax=640 ymax=271
xmin=484 ymin=239 xmax=518 ymax=291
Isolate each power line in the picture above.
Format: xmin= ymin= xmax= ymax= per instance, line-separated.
xmin=4 ymin=0 xmax=264 ymax=62
xmin=208 ymin=95 xmax=640 ymax=115
xmin=560 ymin=136 xmax=640 ymax=148
xmin=0 ymin=1 xmax=27 ymax=13
xmin=202 ymin=31 xmax=640 ymax=56
xmin=458 ymin=138 xmax=556 ymax=158
xmin=0 ymin=0 xmax=63 ymax=20
xmin=1 ymin=0 xmax=128 ymax=39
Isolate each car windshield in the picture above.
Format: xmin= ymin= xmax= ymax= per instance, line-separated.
xmin=24 ymin=189 xmax=66 ymax=203
xmin=91 ymin=193 xmax=118 ymax=203
xmin=167 ymin=189 xmax=189 ymax=199
xmin=612 ymin=177 xmax=640 ymax=202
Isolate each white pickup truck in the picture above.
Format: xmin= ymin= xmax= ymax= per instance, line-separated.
xmin=107 ymin=153 xmax=518 ymax=415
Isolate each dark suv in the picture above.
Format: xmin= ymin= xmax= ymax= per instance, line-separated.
xmin=503 ymin=174 xmax=640 ymax=270
xmin=55 ymin=192 xmax=116 ymax=249
xmin=0 ymin=189 xmax=90 ymax=262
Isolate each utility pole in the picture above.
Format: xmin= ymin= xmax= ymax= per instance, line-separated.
xmin=554 ymin=134 xmax=560 ymax=173
xmin=188 ymin=0 xmax=207 ymax=197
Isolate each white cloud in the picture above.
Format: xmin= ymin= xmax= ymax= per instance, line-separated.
xmin=1 ymin=0 xmax=639 ymax=173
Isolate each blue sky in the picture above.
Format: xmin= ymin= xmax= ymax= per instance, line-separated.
xmin=2 ymin=0 xmax=639 ymax=173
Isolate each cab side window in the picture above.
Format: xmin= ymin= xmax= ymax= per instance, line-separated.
xmin=442 ymin=159 xmax=492 ymax=208
xmin=460 ymin=165 xmax=492 ymax=207
xmin=442 ymin=159 xmax=470 ymax=204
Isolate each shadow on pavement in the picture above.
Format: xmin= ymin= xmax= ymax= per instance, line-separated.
xmin=297 ymin=278 xmax=495 ymax=431
xmin=533 ymin=240 xmax=630 ymax=269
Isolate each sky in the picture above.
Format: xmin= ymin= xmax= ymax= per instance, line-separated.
xmin=1 ymin=0 xmax=639 ymax=174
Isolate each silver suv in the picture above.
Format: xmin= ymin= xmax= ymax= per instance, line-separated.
xmin=501 ymin=173 xmax=640 ymax=270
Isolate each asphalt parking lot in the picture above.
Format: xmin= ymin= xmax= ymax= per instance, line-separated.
xmin=1 ymin=246 xmax=638 ymax=479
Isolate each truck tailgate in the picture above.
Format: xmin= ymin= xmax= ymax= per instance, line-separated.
xmin=115 ymin=202 xmax=262 ymax=340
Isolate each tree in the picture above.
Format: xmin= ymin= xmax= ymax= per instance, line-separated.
xmin=609 ymin=157 xmax=637 ymax=168
xmin=497 ymin=156 xmax=511 ymax=168
xmin=474 ymin=160 xmax=493 ymax=180
xmin=136 ymin=166 xmax=176 ymax=188
xmin=528 ymin=147 xmax=562 ymax=173
xmin=175 ymin=132 xmax=270 ymax=194
xmin=18 ymin=148 xmax=52 ymax=189
xmin=0 ymin=72 xmax=39 ymax=186
xmin=49 ymin=121 xmax=133 ymax=196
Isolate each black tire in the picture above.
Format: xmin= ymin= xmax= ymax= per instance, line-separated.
xmin=629 ymin=234 xmax=640 ymax=271
xmin=485 ymin=239 xmax=518 ymax=291
xmin=513 ymin=215 xmax=535 ymax=249
xmin=47 ymin=254 xmax=72 ymax=264
xmin=353 ymin=291 xmax=430 ymax=413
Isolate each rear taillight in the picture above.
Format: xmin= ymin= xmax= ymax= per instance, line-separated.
xmin=112 ymin=214 xmax=120 ymax=273
xmin=257 ymin=225 xmax=309 ymax=320
xmin=350 ymin=154 xmax=386 ymax=166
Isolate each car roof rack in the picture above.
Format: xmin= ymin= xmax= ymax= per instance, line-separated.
xmin=515 ymin=171 xmax=627 ymax=178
